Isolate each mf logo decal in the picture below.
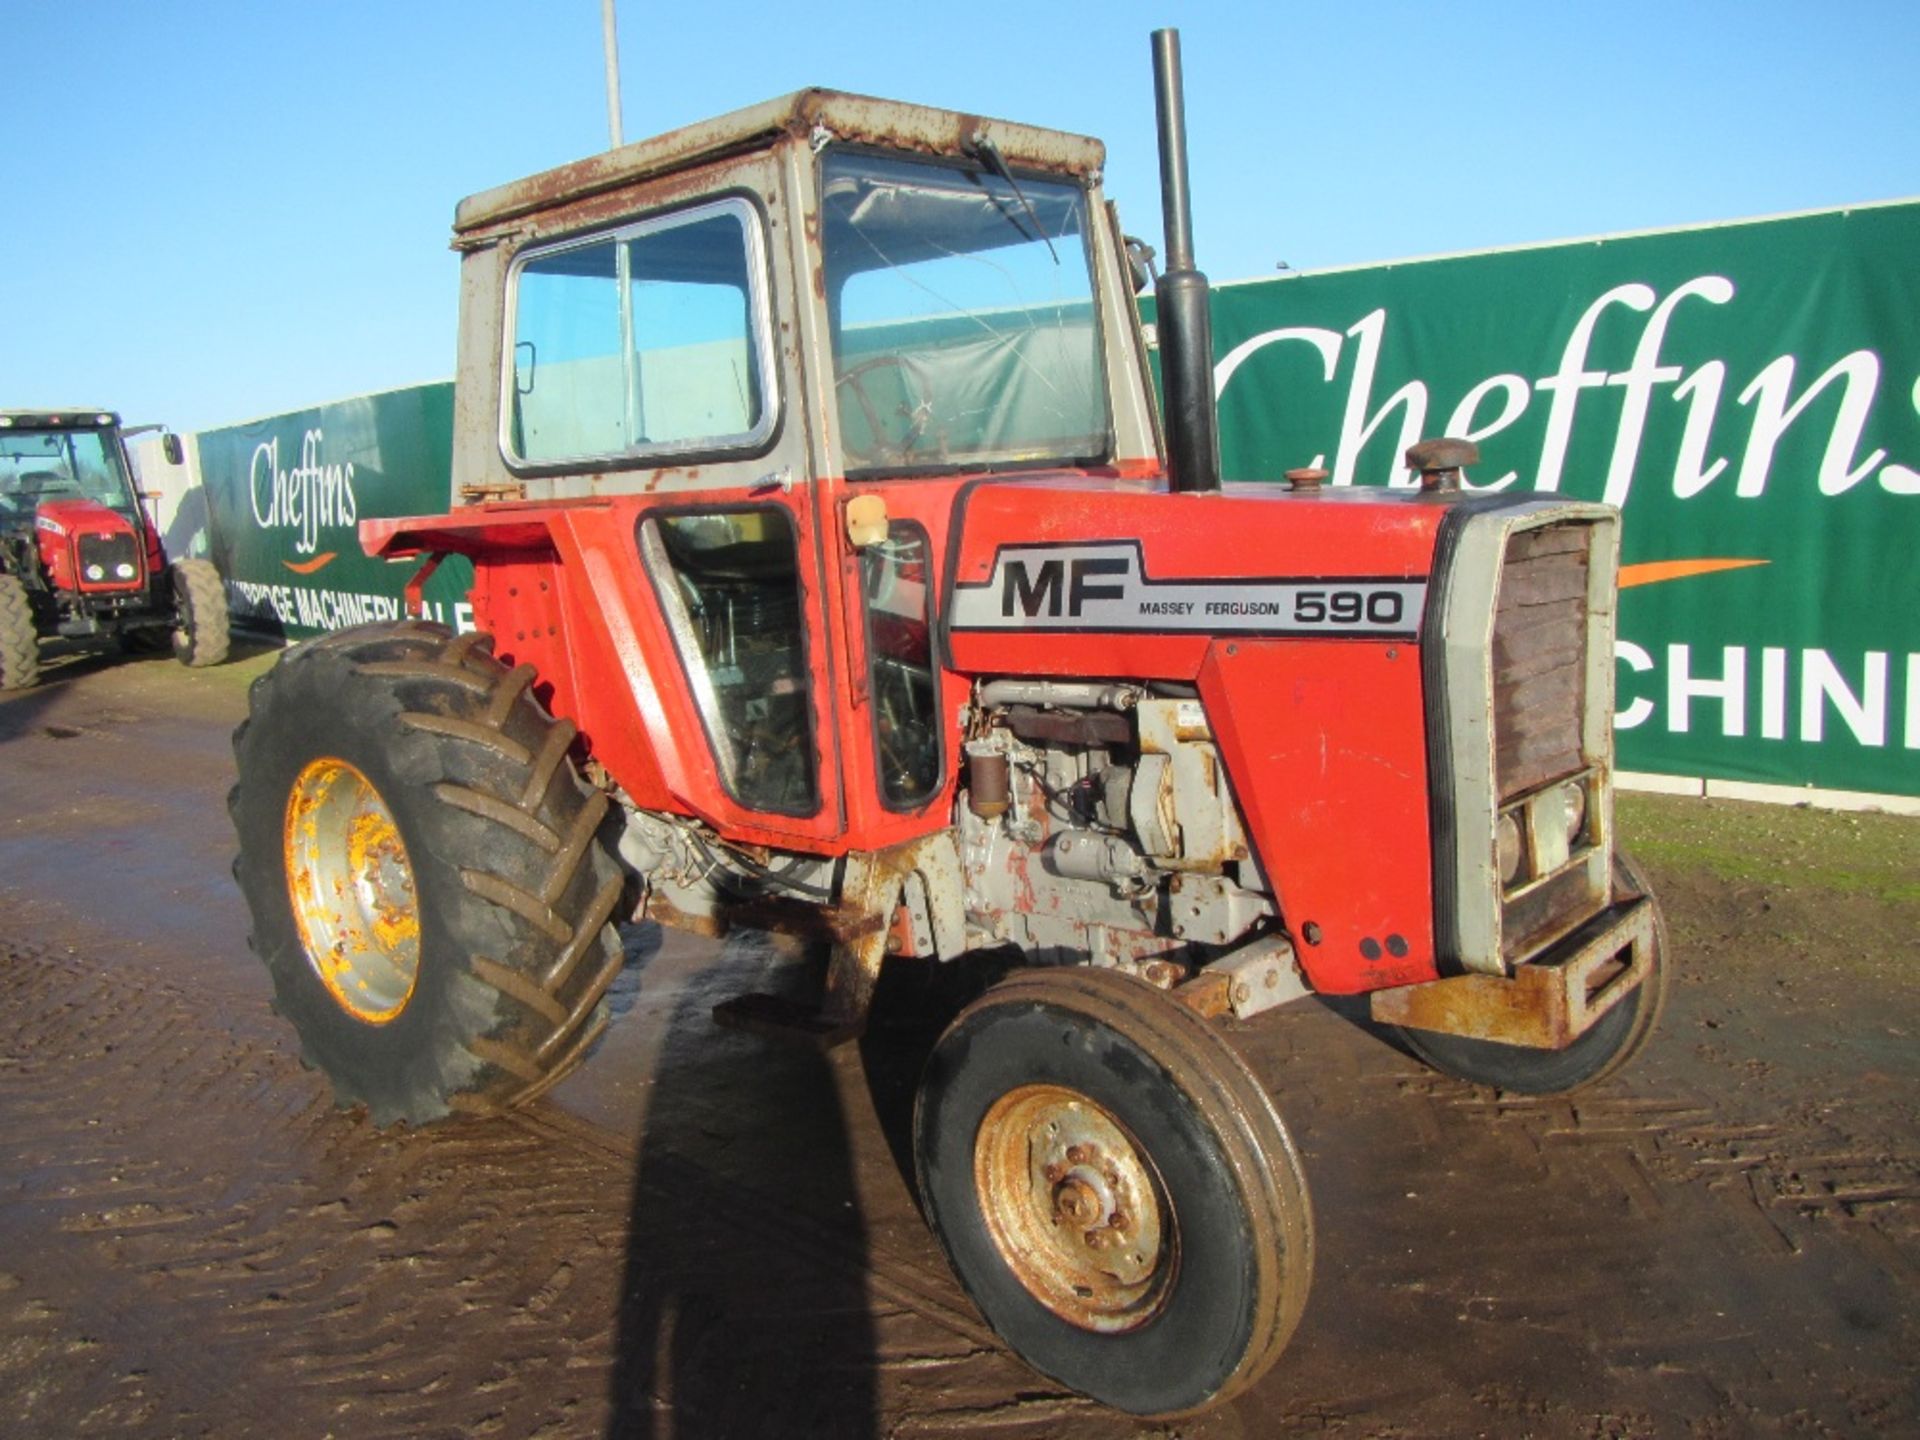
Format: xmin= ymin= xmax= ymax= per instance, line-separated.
xmin=950 ymin=542 xmax=1427 ymax=637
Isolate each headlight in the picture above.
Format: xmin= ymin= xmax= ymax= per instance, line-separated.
xmin=1556 ymin=781 xmax=1587 ymax=845
xmin=1496 ymin=812 xmax=1523 ymax=886
xmin=85 ymin=564 xmax=105 ymax=581
xmin=115 ymin=562 xmax=135 ymax=579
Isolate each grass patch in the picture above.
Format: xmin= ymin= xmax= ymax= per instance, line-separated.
xmin=1618 ymin=792 xmax=1920 ymax=905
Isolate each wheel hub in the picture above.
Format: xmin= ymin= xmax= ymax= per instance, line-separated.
xmin=974 ymin=1084 xmax=1172 ymax=1332
xmin=283 ymin=757 xmax=421 ymax=1024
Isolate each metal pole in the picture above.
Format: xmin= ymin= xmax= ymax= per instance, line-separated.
xmin=602 ymin=0 xmax=624 ymax=149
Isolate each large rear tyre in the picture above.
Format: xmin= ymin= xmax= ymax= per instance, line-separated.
xmin=0 ymin=573 xmax=38 ymax=690
xmin=914 ymin=967 xmax=1313 ymax=1416
xmin=1396 ymin=852 xmax=1671 ymax=1095
xmin=170 ymin=557 xmax=230 ymax=667
xmin=230 ymin=622 xmax=626 ymax=1126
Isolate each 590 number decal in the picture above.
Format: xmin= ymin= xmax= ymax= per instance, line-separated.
xmin=1292 ymin=589 xmax=1406 ymax=626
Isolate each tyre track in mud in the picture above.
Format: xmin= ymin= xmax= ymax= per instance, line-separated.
xmin=0 ymin=930 xmax=1130 ymax=1439
xmin=1 ymin=935 xmax=630 ymax=1436
xmin=9 ymin=913 xmax=1914 ymax=1439
xmin=1240 ymin=964 xmax=1920 ymax=1438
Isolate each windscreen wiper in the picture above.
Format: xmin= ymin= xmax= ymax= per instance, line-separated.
xmin=966 ymin=132 xmax=1060 ymax=264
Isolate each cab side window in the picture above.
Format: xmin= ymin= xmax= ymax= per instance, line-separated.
xmin=861 ymin=522 xmax=940 ymax=806
xmin=507 ymin=198 xmax=776 ymax=466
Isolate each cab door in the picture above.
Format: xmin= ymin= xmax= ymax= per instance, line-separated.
xmin=497 ymin=160 xmax=849 ymax=849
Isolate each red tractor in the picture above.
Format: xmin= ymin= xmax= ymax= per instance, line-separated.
xmin=230 ymin=32 xmax=1667 ymax=1415
xmin=0 ymin=408 xmax=229 ymax=689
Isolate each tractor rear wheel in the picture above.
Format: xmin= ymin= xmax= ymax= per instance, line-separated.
xmin=230 ymin=622 xmax=627 ymax=1125
xmin=0 ymin=573 xmax=38 ymax=690
xmin=914 ymin=967 xmax=1313 ymax=1416
xmin=170 ymin=558 xmax=230 ymax=667
xmin=1395 ymin=852 xmax=1671 ymax=1095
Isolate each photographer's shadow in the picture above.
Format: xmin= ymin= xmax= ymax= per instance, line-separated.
xmin=607 ymin=926 xmax=878 ymax=1439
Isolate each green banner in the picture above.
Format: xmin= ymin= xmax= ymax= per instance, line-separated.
xmin=197 ymin=383 xmax=472 ymax=638
xmin=1202 ymin=201 xmax=1920 ymax=798
xmin=193 ymin=202 xmax=1918 ymax=799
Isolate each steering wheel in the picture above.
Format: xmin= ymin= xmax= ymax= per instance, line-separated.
xmin=836 ymin=354 xmax=934 ymax=465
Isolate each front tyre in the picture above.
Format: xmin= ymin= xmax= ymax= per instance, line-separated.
xmin=230 ymin=623 xmax=626 ymax=1125
xmin=0 ymin=573 xmax=38 ymax=690
xmin=914 ymin=967 xmax=1313 ymax=1416
xmin=1396 ymin=852 xmax=1671 ymax=1095
xmin=170 ymin=557 xmax=230 ymax=667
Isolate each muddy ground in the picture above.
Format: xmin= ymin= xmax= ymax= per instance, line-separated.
xmin=1 ymin=642 xmax=1914 ymax=1439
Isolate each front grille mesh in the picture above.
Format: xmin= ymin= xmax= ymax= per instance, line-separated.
xmin=1492 ymin=524 xmax=1590 ymax=801
xmin=76 ymin=531 xmax=140 ymax=586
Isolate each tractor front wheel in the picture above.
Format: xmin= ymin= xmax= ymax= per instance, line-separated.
xmin=914 ymin=967 xmax=1313 ymax=1416
xmin=230 ymin=622 xmax=627 ymax=1125
xmin=170 ymin=558 xmax=230 ymax=668
xmin=0 ymin=573 xmax=38 ymax=690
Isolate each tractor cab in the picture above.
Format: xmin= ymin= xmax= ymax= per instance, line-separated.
xmin=368 ymin=90 xmax=1164 ymax=858
xmin=0 ymin=409 xmax=152 ymax=539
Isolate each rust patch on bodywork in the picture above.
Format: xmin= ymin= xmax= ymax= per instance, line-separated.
xmin=1371 ymin=897 xmax=1654 ymax=1049
xmin=455 ymin=89 xmax=1104 ymax=240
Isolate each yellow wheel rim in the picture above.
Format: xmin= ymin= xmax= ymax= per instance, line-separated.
xmin=283 ymin=757 xmax=421 ymax=1024
xmin=973 ymin=1084 xmax=1174 ymax=1333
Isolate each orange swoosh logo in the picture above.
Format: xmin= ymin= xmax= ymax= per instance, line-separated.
xmin=1619 ymin=557 xmax=1768 ymax=589
xmin=282 ymin=553 xmax=337 ymax=575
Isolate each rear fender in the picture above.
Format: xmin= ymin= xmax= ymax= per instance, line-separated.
xmin=365 ymin=499 xmax=847 ymax=852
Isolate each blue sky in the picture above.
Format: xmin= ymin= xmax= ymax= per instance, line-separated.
xmin=3 ymin=0 xmax=1914 ymax=433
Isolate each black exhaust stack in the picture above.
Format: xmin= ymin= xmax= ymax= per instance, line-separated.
xmin=1150 ymin=28 xmax=1221 ymax=494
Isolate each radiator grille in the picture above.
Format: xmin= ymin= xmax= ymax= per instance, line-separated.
xmin=76 ymin=530 xmax=140 ymax=586
xmin=1492 ymin=524 xmax=1591 ymax=801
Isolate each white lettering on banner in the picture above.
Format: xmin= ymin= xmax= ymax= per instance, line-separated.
xmin=230 ymin=579 xmax=298 ymax=626
xmin=1604 ymin=277 xmax=1735 ymax=505
xmin=248 ymin=430 xmax=359 ymax=555
xmin=226 ymin=577 xmax=473 ymax=635
xmin=1672 ymin=361 xmax=1730 ymax=497
xmin=1442 ymin=374 xmax=1530 ymax=489
xmin=1669 ymin=643 xmax=1748 ymax=737
xmin=1910 ymin=655 xmax=1920 ymax=748
xmin=1761 ymin=647 xmax=1789 ymax=740
xmin=1212 ymin=325 xmax=1341 ymax=470
xmin=1332 ymin=309 xmax=1427 ymax=489
xmin=1615 ymin=641 xmax=1656 ymax=730
xmin=1738 ymin=352 xmax=1885 ymax=497
xmin=1801 ymin=650 xmax=1888 ymax=745
xmin=1616 ymin=641 xmax=1913 ymax=749
xmin=1534 ymin=283 xmax=1653 ymax=496
xmin=1214 ymin=277 xmax=1919 ymax=504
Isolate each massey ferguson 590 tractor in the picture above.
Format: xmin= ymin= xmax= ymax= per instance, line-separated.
xmin=0 ymin=409 xmax=229 ymax=689
xmin=231 ymin=32 xmax=1668 ymax=1415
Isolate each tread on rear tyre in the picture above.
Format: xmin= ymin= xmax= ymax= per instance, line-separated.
xmin=230 ymin=621 xmax=626 ymax=1125
xmin=914 ymin=966 xmax=1313 ymax=1416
